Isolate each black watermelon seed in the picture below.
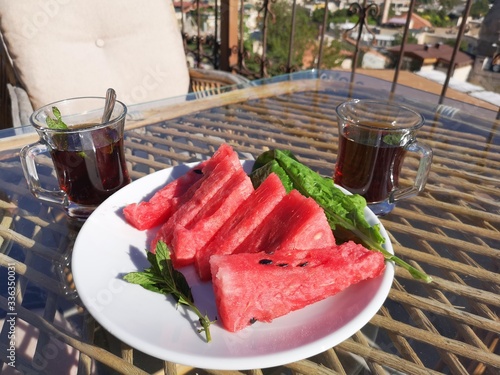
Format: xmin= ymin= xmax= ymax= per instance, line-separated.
xmin=193 ymin=169 xmax=203 ymax=174
xmin=298 ymin=262 xmax=309 ymax=267
xmin=249 ymin=317 xmax=257 ymax=324
xmin=259 ymin=259 xmax=273 ymax=265
xmin=277 ymin=263 xmax=289 ymax=267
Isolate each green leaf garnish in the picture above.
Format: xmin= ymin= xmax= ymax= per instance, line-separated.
xmin=383 ymin=133 xmax=403 ymax=146
xmin=250 ymin=149 xmax=432 ymax=283
xmin=123 ymin=241 xmax=213 ymax=342
xmin=46 ymin=106 xmax=69 ymax=130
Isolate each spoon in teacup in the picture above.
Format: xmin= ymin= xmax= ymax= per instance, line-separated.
xmin=101 ymin=88 xmax=116 ymax=123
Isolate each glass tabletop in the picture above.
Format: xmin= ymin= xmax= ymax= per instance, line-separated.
xmin=1 ymin=69 xmax=499 ymax=374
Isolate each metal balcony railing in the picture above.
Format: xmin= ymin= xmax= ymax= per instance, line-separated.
xmin=178 ymin=0 xmax=500 ymax=118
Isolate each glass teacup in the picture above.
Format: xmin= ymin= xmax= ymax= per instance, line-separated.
xmin=20 ymin=97 xmax=131 ymax=219
xmin=334 ymin=99 xmax=433 ymax=216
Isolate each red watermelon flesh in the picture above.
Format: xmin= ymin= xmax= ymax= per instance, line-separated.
xmin=123 ymin=143 xmax=238 ymax=230
xmin=232 ymin=189 xmax=336 ymax=255
xmin=123 ymin=167 xmax=203 ymax=230
xmin=170 ymin=169 xmax=254 ymax=268
xmin=210 ymin=241 xmax=386 ymax=332
xmin=152 ymin=152 xmax=241 ymax=255
xmin=195 ymin=173 xmax=287 ymax=281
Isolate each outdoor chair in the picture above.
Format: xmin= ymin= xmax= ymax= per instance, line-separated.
xmin=0 ymin=0 xmax=248 ymax=128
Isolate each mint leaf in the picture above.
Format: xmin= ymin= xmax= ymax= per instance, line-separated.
xmin=383 ymin=133 xmax=403 ymax=146
xmin=156 ymin=241 xmax=194 ymax=304
xmin=46 ymin=106 xmax=69 ymax=130
xmin=123 ymin=241 xmax=212 ymax=341
xmin=123 ymin=272 xmax=164 ymax=294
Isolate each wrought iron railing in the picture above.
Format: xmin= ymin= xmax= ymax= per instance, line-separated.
xmin=178 ymin=0 xmax=499 ymax=117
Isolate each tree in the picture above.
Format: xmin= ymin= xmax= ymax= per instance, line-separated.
xmin=419 ymin=9 xmax=454 ymax=27
xmin=311 ymin=7 xmax=331 ymax=24
xmin=265 ymin=1 xmax=317 ymax=74
xmin=315 ymin=40 xmax=345 ymax=69
xmin=249 ymin=0 xmax=344 ymax=76
xmin=470 ymin=0 xmax=490 ymax=18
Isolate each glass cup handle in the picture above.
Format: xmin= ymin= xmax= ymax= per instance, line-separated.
xmin=390 ymin=140 xmax=433 ymax=203
xmin=20 ymin=142 xmax=68 ymax=205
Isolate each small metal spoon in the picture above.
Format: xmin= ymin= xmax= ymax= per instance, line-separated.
xmin=101 ymin=88 xmax=116 ymax=123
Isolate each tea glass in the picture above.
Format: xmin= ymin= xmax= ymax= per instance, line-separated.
xmin=20 ymin=97 xmax=131 ymax=220
xmin=334 ymin=99 xmax=433 ymax=216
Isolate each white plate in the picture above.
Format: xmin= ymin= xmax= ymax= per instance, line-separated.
xmin=72 ymin=161 xmax=394 ymax=370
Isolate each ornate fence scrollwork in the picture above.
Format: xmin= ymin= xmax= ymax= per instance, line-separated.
xmin=180 ymin=0 xmax=221 ymax=69
xmin=342 ymin=0 xmax=379 ymax=79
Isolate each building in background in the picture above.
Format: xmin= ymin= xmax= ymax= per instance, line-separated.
xmin=387 ymin=42 xmax=473 ymax=80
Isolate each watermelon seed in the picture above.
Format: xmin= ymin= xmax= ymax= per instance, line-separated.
xmin=249 ymin=317 xmax=257 ymax=324
xmin=259 ymin=259 xmax=273 ymax=265
xmin=277 ymin=263 xmax=289 ymax=267
xmin=193 ymin=169 xmax=203 ymax=174
xmin=298 ymin=262 xmax=309 ymax=267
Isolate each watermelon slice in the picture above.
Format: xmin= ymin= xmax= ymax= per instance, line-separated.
xmin=232 ymin=189 xmax=336 ymax=255
xmin=170 ymin=169 xmax=254 ymax=268
xmin=123 ymin=167 xmax=203 ymax=230
xmin=210 ymin=241 xmax=386 ymax=332
xmin=152 ymin=152 xmax=241 ymax=259
xmin=195 ymin=173 xmax=287 ymax=281
xmin=123 ymin=143 xmax=239 ymax=230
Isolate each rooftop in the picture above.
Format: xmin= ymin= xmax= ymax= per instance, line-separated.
xmin=387 ymin=43 xmax=474 ymax=67
xmin=350 ymin=69 xmax=499 ymax=111
xmin=383 ymin=12 xmax=433 ymax=29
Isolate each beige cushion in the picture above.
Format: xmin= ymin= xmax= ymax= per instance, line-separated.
xmin=0 ymin=0 xmax=190 ymax=109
